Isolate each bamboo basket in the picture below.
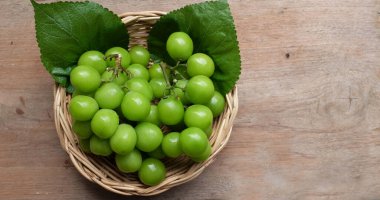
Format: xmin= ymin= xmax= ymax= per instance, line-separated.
xmin=53 ymin=11 xmax=239 ymax=196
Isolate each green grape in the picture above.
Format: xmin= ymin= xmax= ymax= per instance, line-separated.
xmin=78 ymin=50 xmax=107 ymax=74
xmin=135 ymin=122 xmax=163 ymax=152
xmin=138 ymin=158 xmax=166 ymax=186
xmin=72 ymin=89 xmax=94 ymax=98
xmin=184 ymin=105 xmax=213 ymax=135
xmin=94 ymin=82 xmax=124 ymax=109
xmin=166 ymin=32 xmax=193 ymax=61
xmin=110 ymin=124 xmax=137 ymax=155
xmin=90 ymin=135 xmax=112 ymax=156
xmin=170 ymin=87 xmax=190 ymax=105
xmin=206 ymin=91 xmax=226 ymax=118
xmin=105 ymin=47 xmax=131 ymax=68
xmin=91 ymin=109 xmax=119 ymax=139
xmin=149 ymin=78 xmax=168 ymax=98
xmin=187 ymin=53 xmax=215 ymax=77
xmin=174 ymin=64 xmax=190 ymax=80
xmin=69 ymin=95 xmax=99 ymax=121
xmin=127 ymin=63 xmax=150 ymax=81
xmin=124 ymin=78 xmax=153 ymax=100
xmin=180 ymin=127 xmax=208 ymax=157
xmin=129 ymin=45 xmax=150 ymax=66
xmin=147 ymin=146 xmax=166 ymax=159
xmin=185 ymin=75 xmax=214 ymax=104
xmin=157 ymin=97 xmax=184 ymax=125
xmin=121 ymin=91 xmax=151 ymax=121
xmin=161 ymin=132 xmax=182 ymax=158
xmin=142 ymin=105 xmax=161 ymax=126
xmin=72 ymin=120 xmax=93 ymax=139
xmin=115 ymin=149 xmax=142 ymax=173
xmin=79 ymin=138 xmax=91 ymax=153
xmin=101 ymin=70 xmax=128 ymax=86
xmin=149 ymin=63 xmax=170 ymax=79
xmin=191 ymin=142 xmax=211 ymax=162
xmin=70 ymin=65 xmax=101 ymax=93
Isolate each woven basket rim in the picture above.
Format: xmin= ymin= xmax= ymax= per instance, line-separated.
xmin=53 ymin=11 xmax=239 ymax=196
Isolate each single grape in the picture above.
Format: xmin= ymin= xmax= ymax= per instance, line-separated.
xmin=149 ymin=78 xmax=168 ymax=99
xmin=191 ymin=142 xmax=211 ymax=162
xmin=110 ymin=124 xmax=137 ymax=155
xmin=170 ymin=87 xmax=190 ymax=105
xmin=91 ymin=109 xmax=119 ymax=139
xmin=90 ymin=135 xmax=112 ymax=156
xmin=142 ymin=105 xmax=161 ymax=126
xmin=174 ymin=64 xmax=190 ymax=80
xmin=101 ymin=70 xmax=128 ymax=85
xmin=121 ymin=91 xmax=151 ymax=121
xmin=157 ymin=97 xmax=184 ymax=125
xmin=78 ymin=50 xmax=107 ymax=74
xmin=115 ymin=149 xmax=142 ymax=173
xmin=206 ymin=91 xmax=226 ymax=118
xmin=72 ymin=120 xmax=93 ymax=139
xmin=129 ymin=45 xmax=150 ymax=66
xmin=185 ymin=75 xmax=214 ymax=104
xmin=105 ymin=47 xmax=131 ymax=68
xmin=124 ymin=78 xmax=153 ymax=100
xmin=187 ymin=53 xmax=215 ymax=77
xmin=127 ymin=63 xmax=150 ymax=81
xmin=184 ymin=105 xmax=213 ymax=135
xmin=135 ymin=122 xmax=163 ymax=152
xmin=138 ymin=158 xmax=166 ymax=186
xmin=70 ymin=65 xmax=101 ymax=93
xmin=69 ymin=95 xmax=98 ymax=121
xmin=147 ymin=146 xmax=166 ymax=159
xmin=94 ymin=82 xmax=124 ymax=109
xmin=161 ymin=132 xmax=182 ymax=158
xmin=180 ymin=127 xmax=208 ymax=157
xmin=166 ymin=32 xmax=193 ymax=61
xmin=149 ymin=63 xmax=170 ymax=79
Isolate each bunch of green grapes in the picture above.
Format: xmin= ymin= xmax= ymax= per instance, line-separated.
xmin=68 ymin=32 xmax=225 ymax=186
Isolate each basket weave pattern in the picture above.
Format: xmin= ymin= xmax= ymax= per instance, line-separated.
xmin=53 ymin=11 xmax=239 ymax=196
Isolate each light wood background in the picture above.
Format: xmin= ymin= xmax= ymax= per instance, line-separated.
xmin=1 ymin=0 xmax=380 ymax=199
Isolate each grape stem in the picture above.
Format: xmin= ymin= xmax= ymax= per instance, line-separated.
xmin=159 ymin=62 xmax=171 ymax=88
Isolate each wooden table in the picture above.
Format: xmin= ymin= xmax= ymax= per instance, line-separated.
xmin=1 ymin=0 xmax=379 ymax=199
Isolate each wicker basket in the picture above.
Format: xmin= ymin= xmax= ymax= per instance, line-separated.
xmin=53 ymin=11 xmax=239 ymax=196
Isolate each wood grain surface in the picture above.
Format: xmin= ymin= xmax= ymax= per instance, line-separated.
xmin=1 ymin=0 xmax=380 ymax=199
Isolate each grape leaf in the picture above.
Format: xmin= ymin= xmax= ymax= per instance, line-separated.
xmin=148 ymin=1 xmax=240 ymax=95
xmin=31 ymin=0 xmax=129 ymax=87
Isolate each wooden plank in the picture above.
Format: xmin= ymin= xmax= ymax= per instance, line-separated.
xmin=0 ymin=0 xmax=379 ymax=199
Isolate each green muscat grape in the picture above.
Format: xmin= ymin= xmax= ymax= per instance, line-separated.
xmin=110 ymin=124 xmax=137 ymax=155
xmin=94 ymin=82 xmax=124 ymax=109
xmin=69 ymin=95 xmax=99 ymax=121
xmin=166 ymin=32 xmax=193 ymax=61
xmin=127 ymin=64 xmax=150 ymax=81
xmin=206 ymin=91 xmax=226 ymax=118
xmin=157 ymin=97 xmax=184 ymax=125
xmin=174 ymin=64 xmax=190 ymax=80
xmin=184 ymin=105 xmax=213 ymax=135
xmin=149 ymin=63 xmax=170 ymax=79
xmin=121 ymin=91 xmax=151 ymax=121
xmin=138 ymin=158 xmax=166 ymax=186
xmin=142 ymin=105 xmax=161 ymax=126
xmin=79 ymin=138 xmax=91 ymax=153
xmin=149 ymin=78 xmax=168 ymax=99
xmin=161 ymin=132 xmax=182 ymax=158
xmin=147 ymin=146 xmax=166 ymax=159
xmin=185 ymin=75 xmax=214 ymax=104
xmin=115 ymin=149 xmax=142 ymax=173
xmin=187 ymin=53 xmax=215 ymax=77
xmin=180 ymin=127 xmax=208 ymax=157
xmin=72 ymin=120 xmax=93 ymax=139
xmin=124 ymin=78 xmax=153 ymax=100
xmin=173 ymin=79 xmax=190 ymax=104
xmin=129 ymin=45 xmax=150 ymax=66
xmin=91 ymin=109 xmax=119 ymax=139
xmin=90 ymin=135 xmax=112 ymax=156
xmin=191 ymin=142 xmax=211 ymax=162
xmin=101 ymin=70 xmax=128 ymax=86
xmin=78 ymin=50 xmax=107 ymax=74
xmin=70 ymin=65 xmax=101 ymax=93
xmin=105 ymin=47 xmax=131 ymax=68
xmin=135 ymin=122 xmax=163 ymax=152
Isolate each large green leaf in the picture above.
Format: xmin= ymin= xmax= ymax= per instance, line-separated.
xmin=148 ymin=1 xmax=240 ymax=95
xmin=31 ymin=0 xmax=129 ymax=86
